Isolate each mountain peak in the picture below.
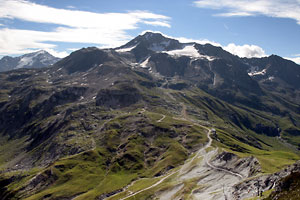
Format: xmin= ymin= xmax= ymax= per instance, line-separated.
xmin=138 ymin=31 xmax=177 ymax=44
xmin=140 ymin=31 xmax=166 ymax=39
xmin=24 ymin=50 xmax=53 ymax=58
xmin=0 ymin=50 xmax=60 ymax=72
xmin=116 ymin=31 xmax=182 ymax=56
xmin=35 ymin=50 xmax=48 ymax=54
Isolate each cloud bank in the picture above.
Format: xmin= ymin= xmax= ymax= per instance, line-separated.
xmin=285 ymin=56 xmax=300 ymax=64
xmin=194 ymin=0 xmax=300 ymax=24
xmin=0 ymin=0 xmax=171 ymax=57
xmin=224 ymin=43 xmax=266 ymax=58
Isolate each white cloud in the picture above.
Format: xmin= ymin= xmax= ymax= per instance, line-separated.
xmin=67 ymin=48 xmax=81 ymax=52
xmin=143 ymin=21 xmax=171 ymax=28
xmin=45 ymin=48 xmax=69 ymax=58
xmin=224 ymin=43 xmax=266 ymax=58
xmin=0 ymin=1 xmax=170 ymax=29
xmin=285 ymin=56 xmax=300 ymax=64
xmin=175 ymin=37 xmax=222 ymax=47
xmin=0 ymin=0 xmax=171 ymax=55
xmin=194 ymin=0 xmax=300 ymax=24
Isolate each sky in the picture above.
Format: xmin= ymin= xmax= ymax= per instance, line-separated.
xmin=0 ymin=0 xmax=300 ymax=64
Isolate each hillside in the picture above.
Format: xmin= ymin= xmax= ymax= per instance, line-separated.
xmin=0 ymin=32 xmax=300 ymax=200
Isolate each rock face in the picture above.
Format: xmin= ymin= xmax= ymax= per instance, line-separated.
xmin=0 ymin=50 xmax=60 ymax=72
xmin=268 ymin=171 xmax=300 ymax=200
xmin=211 ymin=152 xmax=261 ymax=178
xmin=245 ymin=55 xmax=300 ymax=89
xmin=232 ymin=161 xmax=300 ymax=199
xmin=96 ymin=84 xmax=142 ymax=108
xmin=254 ymin=123 xmax=281 ymax=137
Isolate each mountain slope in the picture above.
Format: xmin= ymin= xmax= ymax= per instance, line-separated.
xmin=0 ymin=50 xmax=61 ymax=72
xmin=0 ymin=32 xmax=300 ymax=200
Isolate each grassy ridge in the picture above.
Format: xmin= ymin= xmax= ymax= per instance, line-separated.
xmin=0 ymin=108 xmax=208 ymax=200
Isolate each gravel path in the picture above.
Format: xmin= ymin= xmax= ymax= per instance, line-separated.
xmin=104 ymin=106 xmax=247 ymax=200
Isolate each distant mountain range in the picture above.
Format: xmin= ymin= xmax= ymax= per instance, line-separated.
xmin=0 ymin=32 xmax=299 ymax=200
xmin=0 ymin=50 xmax=60 ymax=72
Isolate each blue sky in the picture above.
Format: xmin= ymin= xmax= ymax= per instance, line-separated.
xmin=0 ymin=0 xmax=300 ymax=63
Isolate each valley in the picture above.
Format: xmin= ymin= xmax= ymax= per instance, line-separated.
xmin=0 ymin=32 xmax=300 ymax=200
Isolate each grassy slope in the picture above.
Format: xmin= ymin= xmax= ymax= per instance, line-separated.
xmin=0 ymin=106 xmax=208 ymax=200
xmin=1 ymin=83 xmax=300 ymax=199
xmin=214 ymin=128 xmax=300 ymax=173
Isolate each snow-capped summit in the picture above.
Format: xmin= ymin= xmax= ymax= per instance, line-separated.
xmin=115 ymin=31 xmax=183 ymax=54
xmin=115 ymin=32 xmax=232 ymax=62
xmin=0 ymin=50 xmax=61 ymax=72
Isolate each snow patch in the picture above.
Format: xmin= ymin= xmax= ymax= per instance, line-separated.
xmin=164 ymin=45 xmax=215 ymax=61
xmin=267 ymin=76 xmax=275 ymax=81
xmin=16 ymin=56 xmax=34 ymax=69
xmin=140 ymin=57 xmax=151 ymax=68
xmin=248 ymin=68 xmax=267 ymax=76
xmin=14 ymin=50 xmax=57 ymax=69
xmin=116 ymin=44 xmax=138 ymax=52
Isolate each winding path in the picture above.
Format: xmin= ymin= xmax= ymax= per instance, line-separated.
xmin=119 ymin=129 xmax=212 ymax=200
xmin=107 ymin=106 xmax=244 ymax=200
xmin=119 ymin=169 xmax=179 ymax=200
xmin=205 ymin=155 xmax=244 ymax=179
xmin=157 ymin=114 xmax=166 ymax=123
xmin=179 ymin=103 xmax=243 ymax=179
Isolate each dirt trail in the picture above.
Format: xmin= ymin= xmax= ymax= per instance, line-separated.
xmin=119 ymin=169 xmax=179 ymax=200
xmin=157 ymin=114 xmax=166 ymax=123
xmin=180 ymin=103 xmax=188 ymax=119
xmin=119 ymin=129 xmax=213 ymax=200
xmin=111 ymin=107 xmax=212 ymax=200
xmin=205 ymin=155 xmax=244 ymax=179
xmin=158 ymin=103 xmax=246 ymax=200
xmin=179 ymin=128 xmax=211 ymax=175
xmin=105 ymin=106 xmax=246 ymax=200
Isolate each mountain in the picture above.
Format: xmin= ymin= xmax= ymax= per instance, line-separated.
xmin=0 ymin=32 xmax=300 ymax=200
xmin=0 ymin=50 xmax=61 ymax=72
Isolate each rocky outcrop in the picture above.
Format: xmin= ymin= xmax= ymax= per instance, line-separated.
xmin=232 ymin=161 xmax=300 ymax=199
xmin=96 ymin=84 xmax=142 ymax=109
xmin=267 ymin=171 xmax=300 ymax=200
xmin=211 ymin=151 xmax=261 ymax=178
xmin=254 ymin=123 xmax=281 ymax=137
xmin=20 ymin=168 xmax=58 ymax=197
xmin=0 ymin=176 xmax=16 ymax=200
